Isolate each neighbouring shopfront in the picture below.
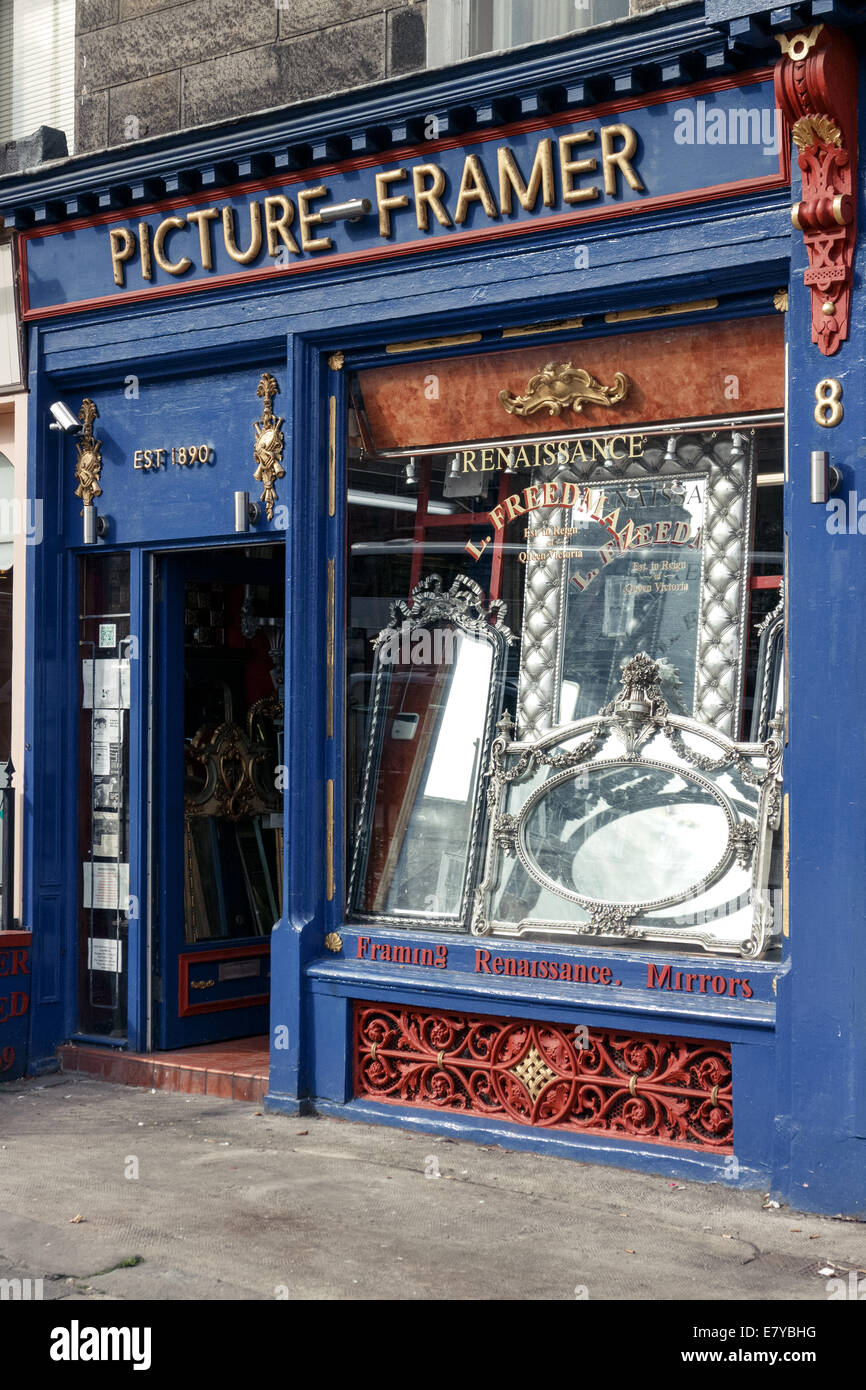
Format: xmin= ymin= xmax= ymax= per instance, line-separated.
xmin=2 ymin=5 xmax=866 ymax=1215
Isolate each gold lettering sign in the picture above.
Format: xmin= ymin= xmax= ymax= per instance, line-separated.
xmin=133 ymin=445 xmax=214 ymax=470
xmin=458 ymin=434 xmax=644 ymax=474
xmin=105 ymin=124 xmax=645 ymax=287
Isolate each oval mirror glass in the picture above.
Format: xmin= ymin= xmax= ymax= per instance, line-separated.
xmin=522 ymin=763 xmax=731 ymax=905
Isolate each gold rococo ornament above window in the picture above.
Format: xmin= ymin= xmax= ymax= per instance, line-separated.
xmin=74 ymin=398 xmax=103 ymax=509
xmin=253 ymin=372 xmax=285 ymax=521
xmin=499 ymin=361 xmax=630 ymax=418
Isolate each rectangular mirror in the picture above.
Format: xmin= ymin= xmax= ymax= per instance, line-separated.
xmin=348 ymin=575 xmax=513 ymax=928
xmin=517 ymin=430 xmax=754 ymax=739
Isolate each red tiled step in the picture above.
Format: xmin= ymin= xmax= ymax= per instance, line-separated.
xmin=58 ymin=1037 xmax=269 ymax=1103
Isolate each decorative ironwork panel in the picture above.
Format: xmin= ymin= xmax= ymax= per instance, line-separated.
xmin=354 ymin=1002 xmax=733 ymax=1152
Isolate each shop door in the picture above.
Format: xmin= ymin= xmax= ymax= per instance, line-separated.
xmin=152 ymin=543 xmax=285 ymax=1049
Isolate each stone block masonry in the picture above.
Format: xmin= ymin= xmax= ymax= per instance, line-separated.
xmin=73 ymin=0 xmax=683 ymax=154
xmin=74 ymin=0 xmax=428 ymax=152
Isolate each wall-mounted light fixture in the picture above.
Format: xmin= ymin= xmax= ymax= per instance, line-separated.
xmin=317 ymin=198 xmax=372 ymax=225
xmin=82 ymin=506 xmax=108 ymax=544
xmin=810 ymin=451 xmax=842 ymax=505
xmin=234 ymin=490 xmax=261 ymax=532
xmin=404 ymin=457 xmax=419 ymax=491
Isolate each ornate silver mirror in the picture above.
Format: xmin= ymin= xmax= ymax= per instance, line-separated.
xmin=750 ymin=586 xmax=784 ymax=742
xmin=517 ymin=430 xmax=754 ymax=740
xmin=475 ymin=654 xmax=782 ymax=958
xmin=349 ymin=574 xmax=513 ymax=929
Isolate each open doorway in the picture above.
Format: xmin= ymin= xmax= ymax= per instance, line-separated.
xmin=152 ymin=542 xmax=284 ymax=1050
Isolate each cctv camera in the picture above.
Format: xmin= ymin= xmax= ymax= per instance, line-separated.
xmin=49 ymin=401 xmax=82 ymax=433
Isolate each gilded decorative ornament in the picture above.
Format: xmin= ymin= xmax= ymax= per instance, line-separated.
xmin=510 ymin=1044 xmax=557 ymax=1103
xmin=773 ymin=289 xmax=788 ymax=313
xmin=74 ymin=398 xmax=102 ymax=509
xmin=327 ymin=352 xmax=345 ymax=371
xmin=791 ymin=114 xmax=842 ymax=150
xmin=776 ymin=24 xmax=823 ymax=62
xmin=253 ymin=372 xmax=286 ymax=521
xmin=324 ymin=932 xmax=343 ymax=953
xmin=500 ymin=361 xmax=630 ymax=418
xmin=184 ymin=715 xmax=282 ymax=822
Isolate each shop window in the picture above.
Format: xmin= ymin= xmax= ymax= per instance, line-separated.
xmin=0 ymin=0 xmax=75 ymax=147
xmin=427 ymin=0 xmax=629 ymax=66
xmin=0 ymin=452 xmax=12 ymax=763
xmin=344 ymin=317 xmax=784 ymax=959
xmin=77 ymin=553 xmax=131 ymax=1038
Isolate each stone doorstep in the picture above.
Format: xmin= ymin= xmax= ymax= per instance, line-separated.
xmin=58 ymin=1041 xmax=269 ymax=1104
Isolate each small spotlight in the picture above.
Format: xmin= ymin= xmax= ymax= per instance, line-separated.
xmin=557 ymin=443 xmax=569 ymax=466
xmin=405 ymin=457 xmax=419 ymax=490
xmin=626 ymin=480 xmax=640 ymax=500
xmin=82 ymin=505 xmax=109 ymax=545
xmin=668 ymin=478 xmax=685 ymax=499
xmin=730 ymin=431 xmax=746 ymax=463
xmin=448 ymin=453 xmax=461 ymax=479
xmin=504 ymin=448 xmax=517 ymax=475
xmin=234 ymin=490 xmax=261 ymax=532
xmin=316 ymin=197 xmax=372 ymax=225
xmin=664 ymin=435 xmax=678 ymax=466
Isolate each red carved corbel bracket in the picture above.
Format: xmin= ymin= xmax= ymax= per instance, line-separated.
xmin=774 ymin=24 xmax=858 ymax=355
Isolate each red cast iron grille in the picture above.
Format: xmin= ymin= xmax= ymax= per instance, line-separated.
xmin=354 ymin=1003 xmax=733 ymax=1153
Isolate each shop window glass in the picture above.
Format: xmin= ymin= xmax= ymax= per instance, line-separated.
xmin=77 ymin=553 xmax=131 ymax=1038
xmin=0 ymin=452 xmax=13 ymax=762
xmin=344 ymin=318 xmax=784 ymax=959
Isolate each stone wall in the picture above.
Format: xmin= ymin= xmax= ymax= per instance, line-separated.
xmin=74 ymin=0 xmax=678 ymax=155
xmin=75 ymin=0 xmax=428 ymax=153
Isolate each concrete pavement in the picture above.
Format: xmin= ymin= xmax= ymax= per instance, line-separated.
xmin=0 ymin=1074 xmax=862 ymax=1301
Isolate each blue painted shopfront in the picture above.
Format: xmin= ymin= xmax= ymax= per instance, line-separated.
xmin=3 ymin=1 xmax=865 ymax=1216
